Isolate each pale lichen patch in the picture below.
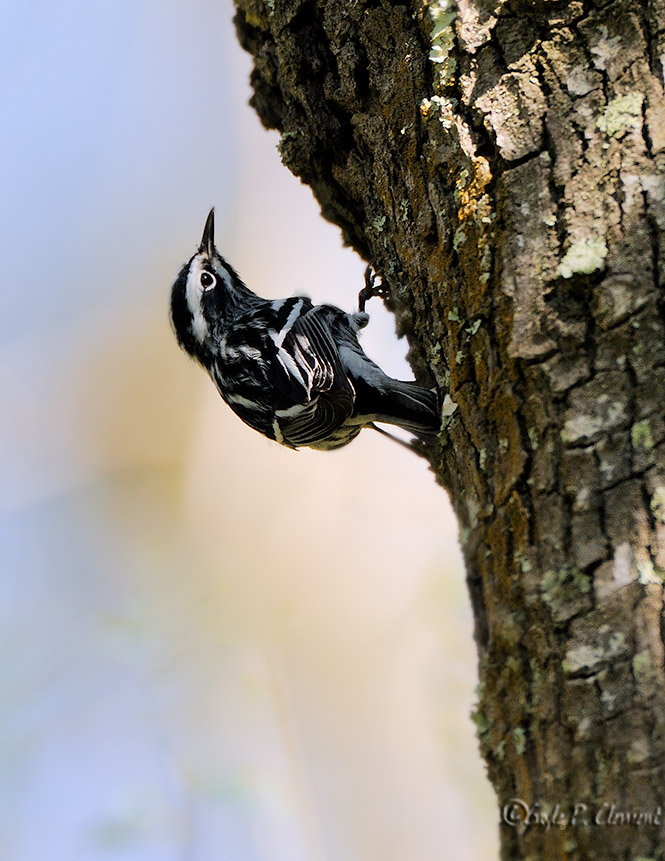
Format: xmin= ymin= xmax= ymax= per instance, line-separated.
xmin=455 ymin=0 xmax=502 ymax=52
xmin=650 ymin=486 xmax=665 ymax=524
xmin=562 ymin=405 xmax=625 ymax=445
xmin=632 ymin=649 xmax=653 ymax=678
xmin=557 ymin=237 xmax=608 ymax=279
xmin=637 ymin=560 xmax=664 ymax=585
xmin=627 ymin=737 xmax=651 ymax=765
xmin=563 ymin=628 xmax=627 ymax=676
xmin=631 ymin=419 xmax=654 ymax=450
xmin=427 ymin=0 xmax=458 ymax=89
xmin=453 ymin=227 xmax=466 ymax=249
xmin=589 ymin=26 xmax=622 ymax=71
xmin=566 ymin=64 xmax=597 ymax=96
xmin=512 ymin=727 xmax=526 ymax=756
xmin=597 ymin=93 xmax=643 ymax=138
xmin=372 ymin=215 xmax=386 ymax=233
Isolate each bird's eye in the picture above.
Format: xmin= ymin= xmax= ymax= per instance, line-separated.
xmin=200 ymin=271 xmax=215 ymax=289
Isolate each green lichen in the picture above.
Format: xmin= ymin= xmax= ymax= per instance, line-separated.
xmin=372 ymin=215 xmax=386 ymax=233
xmin=651 ymin=486 xmax=665 ymax=524
xmin=597 ymin=92 xmax=643 ymax=138
xmin=557 ymin=237 xmax=608 ymax=278
xmin=471 ymin=705 xmax=489 ymax=738
xmin=454 ymin=169 xmax=468 ymax=201
xmin=636 ymin=560 xmax=665 ymax=585
xmin=631 ymin=418 xmax=654 ymax=450
xmin=453 ymin=227 xmax=466 ymax=249
xmin=244 ymin=8 xmax=266 ymax=27
xmin=527 ymin=427 xmax=539 ymax=451
xmin=479 ymin=448 xmax=487 ymax=471
xmin=632 ymin=649 xmax=653 ymax=679
xmin=421 ymin=1 xmax=458 ymax=129
xmin=428 ymin=0 xmax=457 ymax=89
xmin=447 ymin=307 xmax=461 ymax=322
xmin=432 ymin=95 xmax=455 ymax=125
xmin=513 ymin=727 xmax=527 ymax=756
xmin=541 ymin=566 xmax=591 ymax=622
xmin=466 ymin=319 xmax=481 ymax=336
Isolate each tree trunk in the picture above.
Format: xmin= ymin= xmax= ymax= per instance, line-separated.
xmin=232 ymin=0 xmax=665 ymax=857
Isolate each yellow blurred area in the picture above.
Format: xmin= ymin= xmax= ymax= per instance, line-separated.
xmin=0 ymin=1 xmax=497 ymax=858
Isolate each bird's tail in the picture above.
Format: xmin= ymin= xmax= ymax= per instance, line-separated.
xmin=354 ymin=376 xmax=441 ymax=435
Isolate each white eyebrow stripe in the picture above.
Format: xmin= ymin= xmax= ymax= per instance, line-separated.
xmin=185 ymin=258 xmax=209 ymax=343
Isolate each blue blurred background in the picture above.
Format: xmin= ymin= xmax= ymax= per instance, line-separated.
xmin=0 ymin=2 xmax=497 ymax=858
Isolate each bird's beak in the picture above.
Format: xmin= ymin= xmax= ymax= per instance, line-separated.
xmin=199 ymin=208 xmax=215 ymax=257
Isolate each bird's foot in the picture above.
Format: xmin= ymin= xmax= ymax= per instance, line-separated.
xmin=358 ymin=265 xmax=390 ymax=313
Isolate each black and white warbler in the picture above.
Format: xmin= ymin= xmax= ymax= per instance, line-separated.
xmin=170 ymin=209 xmax=440 ymax=451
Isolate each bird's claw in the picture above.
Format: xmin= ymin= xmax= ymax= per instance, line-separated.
xmin=358 ymin=265 xmax=390 ymax=312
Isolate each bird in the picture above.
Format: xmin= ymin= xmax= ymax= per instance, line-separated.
xmin=170 ymin=209 xmax=440 ymax=451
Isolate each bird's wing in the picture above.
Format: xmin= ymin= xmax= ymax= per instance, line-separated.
xmin=217 ymin=298 xmax=356 ymax=447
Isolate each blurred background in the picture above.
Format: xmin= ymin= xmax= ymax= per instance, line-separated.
xmin=0 ymin=1 xmax=497 ymax=858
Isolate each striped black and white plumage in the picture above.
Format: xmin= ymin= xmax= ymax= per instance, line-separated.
xmin=170 ymin=209 xmax=440 ymax=451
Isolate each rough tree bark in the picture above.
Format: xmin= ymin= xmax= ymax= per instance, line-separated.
xmin=232 ymin=0 xmax=665 ymax=857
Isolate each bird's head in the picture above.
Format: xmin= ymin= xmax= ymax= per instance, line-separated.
xmin=170 ymin=208 xmax=244 ymax=363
